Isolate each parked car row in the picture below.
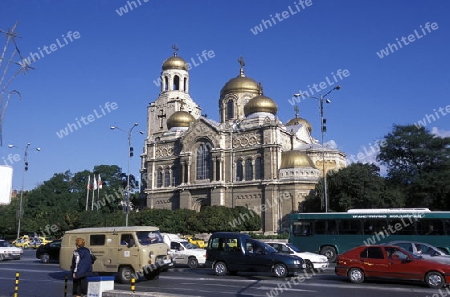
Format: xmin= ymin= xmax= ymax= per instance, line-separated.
xmin=12 ymin=235 xmax=53 ymax=249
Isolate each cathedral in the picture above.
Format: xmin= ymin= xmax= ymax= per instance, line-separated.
xmin=140 ymin=49 xmax=346 ymax=234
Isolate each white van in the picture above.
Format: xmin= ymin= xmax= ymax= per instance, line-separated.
xmin=59 ymin=226 xmax=171 ymax=283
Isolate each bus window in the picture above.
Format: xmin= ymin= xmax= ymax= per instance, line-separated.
xmin=417 ymin=219 xmax=444 ymax=235
xmin=363 ymin=219 xmax=389 ymax=235
xmin=386 ymin=219 xmax=415 ymax=235
xmin=315 ymin=220 xmax=337 ymax=235
xmin=337 ymin=220 xmax=362 ymax=234
xmin=292 ymin=222 xmax=311 ymax=236
xmin=444 ymin=220 xmax=450 ymax=236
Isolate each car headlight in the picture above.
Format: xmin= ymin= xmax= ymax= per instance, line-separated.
xmin=293 ymin=259 xmax=302 ymax=265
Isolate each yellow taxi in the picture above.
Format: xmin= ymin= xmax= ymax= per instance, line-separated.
xmin=30 ymin=237 xmax=53 ymax=249
xmin=184 ymin=235 xmax=206 ymax=249
xmin=13 ymin=236 xmax=32 ymax=249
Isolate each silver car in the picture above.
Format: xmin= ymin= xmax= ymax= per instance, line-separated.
xmin=386 ymin=241 xmax=450 ymax=264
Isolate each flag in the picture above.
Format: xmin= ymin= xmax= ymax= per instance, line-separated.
xmin=98 ymin=174 xmax=103 ymax=189
xmin=93 ymin=175 xmax=98 ymax=190
xmin=87 ymin=175 xmax=91 ymax=191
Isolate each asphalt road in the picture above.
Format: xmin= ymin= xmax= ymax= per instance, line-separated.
xmin=0 ymin=249 xmax=446 ymax=297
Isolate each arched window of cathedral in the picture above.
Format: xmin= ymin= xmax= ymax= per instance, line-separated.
xmin=172 ymin=165 xmax=179 ymax=186
xmin=227 ymin=100 xmax=234 ymax=120
xmin=164 ymin=76 xmax=168 ymax=91
xmin=174 ymin=75 xmax=180 ymax=90
xmin=215 ymin=159 xmax=221 ymax=181
xmin=164 ymin=169 xmax=170 ymax=187
xmin=157 ymin=168 xmax=163 ymax=188
xmin=245 ymin=159 xmax=253 ymax=181
xmin=196 ymin=143 xmax=212 ymax=180
xmin=255 ymin=157 xmax=263 ymax=180
xmin=184 ymin=77 xmax=187 ymax=92
xmin=236 ymin=159 xmax=243 ymax=181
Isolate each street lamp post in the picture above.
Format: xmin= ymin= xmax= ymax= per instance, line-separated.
xmin=294 ymin=85 xmax=341 ymax=212
xmin=110 ymin=123 xmax=143 ymax=227
xmin=8 ymin=143 xmax=41 ymax=239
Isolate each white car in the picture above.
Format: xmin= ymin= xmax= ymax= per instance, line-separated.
xmin=168 ymin=240 xmax=206 ymax=268
xmin=386 ymin=241 xmax=450 ymax=265
xmin=266 ymin=242 xmax=329 ymax=271
xmin=0 ymin=239 xmax=23 ymax=260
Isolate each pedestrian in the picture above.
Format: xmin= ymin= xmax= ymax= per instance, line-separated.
xmin=71 ymin=237 xmax=93 ymax=297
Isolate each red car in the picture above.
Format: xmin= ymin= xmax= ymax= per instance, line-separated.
xmin=335 ymin=244 xmax=450 ymax=289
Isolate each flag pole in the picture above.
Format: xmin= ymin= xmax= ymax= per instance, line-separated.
xmin=97 ymin=174 xmax=100 ymax=204
xmin=86 ymin=175 xmax=90 ymax=211
xmin=91 ymin=174 xmax=96 ymax=210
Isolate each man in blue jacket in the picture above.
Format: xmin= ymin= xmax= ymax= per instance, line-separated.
xmin=71 ymin=238 xmax=93 ymax=297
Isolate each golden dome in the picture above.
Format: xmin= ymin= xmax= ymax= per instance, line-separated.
xmin=280 ymin=150 xmax=316 ymax=169
xmin=244 ymin=95 xmax=278 ymax=116
xmin=162 ymin=56 xmax=188 ymax=71
xmin=166 ymin=111 xmax=195 ymax=129
xmin=285 ymin=117 xmax=312 ymax=132
xmin=221 ymin=76 xmax=261 ymax=96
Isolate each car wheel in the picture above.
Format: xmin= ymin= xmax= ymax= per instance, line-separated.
xmin=273 ymin=263 xmax=288 ymax=278
xmin=160 ymin=266 xmax=169 ymax=272
xmin=319 ymin=246 xmax=337 ymax=262
xmin=214 ymin=261 xmax=228 ymax=276
xmin=425 ymin=271 xmax=445 ymax=289
xmin=144 ymin=269 xmax=160 ymax=280
xmin=305 ymin=259 xmax=314 ymax=271
xmin=187 ymin=257 xmax=199 ymax=269
xmin=118 ymin=266 xmax=135 ymax=284
xmin=40 ymin=254 xmax=50 ymax=264
xmin=348 ymin=268 xmax=365 ymax=283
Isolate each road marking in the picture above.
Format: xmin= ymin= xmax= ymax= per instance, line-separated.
xmin=160 ymin=275 xmax=435 ymax=294
xmin=257 ymin=286 xmax=316 ymax=293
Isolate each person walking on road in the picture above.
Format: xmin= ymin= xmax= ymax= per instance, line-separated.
xmin=71 ymin=237 xmax=93 ymax=297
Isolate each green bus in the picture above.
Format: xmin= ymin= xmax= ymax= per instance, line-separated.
xmin=289 ymin=208 xmax=450 ymax=262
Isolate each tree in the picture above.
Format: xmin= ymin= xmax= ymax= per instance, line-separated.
xmin=302 ymin=163 xmax=399 ymax=212
xmin=377 ymin=124 xmax=450 ymax=209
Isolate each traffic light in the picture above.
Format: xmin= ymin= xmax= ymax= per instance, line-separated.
xmin=25 ymin=162 xmax=29 ymax=171
xmin=322 ymin=118 xmax=327 ymax=133
xmin=129 ymin=147 xmax=134 ymax=157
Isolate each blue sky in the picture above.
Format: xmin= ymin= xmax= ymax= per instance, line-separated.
xmin=1 ymin=0 xmax=449 ymax=191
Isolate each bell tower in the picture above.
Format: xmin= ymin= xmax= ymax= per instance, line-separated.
xmin=147 ymin=45 xmax=201 ymax=139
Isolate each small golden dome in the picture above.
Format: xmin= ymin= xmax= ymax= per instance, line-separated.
xmin=162 ymin=56 xmax=188 ymax=71
xmin=221 ymin=76 xmax=261 ymax=96
xmin=244 ymin=95 xmax=278 ymax=116
xmin=166 ymin=111 xmax=195 ymax=129
xmin=285 ymin=117 xmax=312 ymax=132
xmin=280 ymin=150 xmax=316 ymax=169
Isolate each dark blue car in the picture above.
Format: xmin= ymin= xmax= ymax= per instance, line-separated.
xmin=205 ymin=232 xmax=306 ymax=277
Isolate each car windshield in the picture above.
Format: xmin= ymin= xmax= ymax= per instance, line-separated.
xmin=182 ymin=242 xmax=200 ymax=249
xmin=0 ymin=241 xmax=9 ymax=247
xmin=137 ymin=231 xmax=164 ymax=245
xmin=286 ymin=243 xmax=302 ymax=252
